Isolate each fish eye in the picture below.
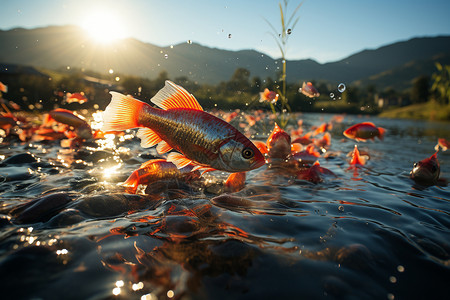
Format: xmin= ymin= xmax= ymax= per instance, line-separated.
xmin=242 ymin=147 xmax=254 ymax=159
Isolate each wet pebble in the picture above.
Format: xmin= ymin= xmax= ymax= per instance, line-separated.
xmin=75 ymin=193 xmax=147 ymax=218
xmin=10 ymin=192 xmax=73 ymax=224
xmin=47 ymin=208 xmax=85 ymax=227
xmin=1 ymin=152 xmax=37 ymax=165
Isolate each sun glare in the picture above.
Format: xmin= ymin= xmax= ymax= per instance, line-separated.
xmin=81 ymin=10 xmax=127 ymax=44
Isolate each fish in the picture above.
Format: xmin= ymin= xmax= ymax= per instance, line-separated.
xmin=259 ymin=88 xmax=278 ymax=103
xmin=313 ymin=122 xmax=332 ymax=136
xmin=435 ymin=138 xmax=450 ymax=151
xmin=314 ymin=132 xmax=331 ymax=149
xmin=296 ymin=161 xmax=335 ymax=183
xmin=64 ymin=92 xmax=88 ymax=104
xmin=46 ymin=108 xmax=93 ymax=140
xmin=410 ymin=151 xmax=440 ymax=185
xmin=0 ymin=81 xmax=8 ymax=93
xmin=266 ymin=123 xmax=292 ymax=159
xmin=349 ymin=145 xmax=366 ymax=166
xmin=102 ymin=80 xmax=265 ymax=173
xmin=343 ymin=122 xmax=385 ymax=141
xmin=291 ymin=144 xmax=321 ymax=166
xmin=122 ymin=159 xmax=200 ymax=193
xmin=300 ymin=82 xmax=320 ymax=98
xmin=224 ymin=172 xmax=246 ymax=192
xmin=292 ymin=132 xmax=313 ymax=145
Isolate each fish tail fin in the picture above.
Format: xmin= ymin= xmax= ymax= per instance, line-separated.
xmin=122 ymin=170 xmax=139 ymax=193
xmin=102 ymin=92 xmax=147 ymax=132
xmin=378 ymin=127 xmax=386 ymax=140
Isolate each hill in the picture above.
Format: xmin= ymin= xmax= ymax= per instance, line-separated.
xmin=0 ymin=25 xmax=449 ymax=91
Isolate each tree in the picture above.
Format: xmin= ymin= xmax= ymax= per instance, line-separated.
xmin=431 ymin=62 xmax=450 ymax=105
xmin=227 ymin=68 xmax=250 ymax=92
xmin=410 ymin=75 xmax=429 ymax=104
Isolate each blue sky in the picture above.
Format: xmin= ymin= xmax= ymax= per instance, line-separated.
xmin=1 ymin=0 xmax=449 ymax=63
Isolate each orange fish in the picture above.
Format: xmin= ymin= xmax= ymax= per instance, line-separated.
xmin=296 ymin=161 xmax=335 ymax=183
xmin=410 ymin=152 xmax=440 ymax=185
xmin=259 ymin=88 xmax=278 ymax=103
xmin=122 ymin=159 xmax=200 ymax=193
xmin=267 ymin=123 xmax=291 ymax=159
xmin=46 ymin=108 xmax=93 ymax=140
xmin=349 ymin=145 xmax=366 ymax=166
xmin=291 ymin=144 xmax=321 ymax=166
xmin=292 ymin=132 xmax=313 ymax=145
xmin=343 ymin=122 xmax=385 ymax=141
xmin=65 ymin=92 xmax=88 ymax=104
xmin=0 ymin=81 xmax=8 ymax=93
xmin=300 ymin=82 xmax=320 ymax=98
xmin=435 ymin=138 xmax=450 ymax=151
xmin=314 ymin=132 xmax=331 ymax=149
xmin=102 ymin=80 xmax=265 ymax=173
xmin=224 ymin=172 xmax=246 ymax=192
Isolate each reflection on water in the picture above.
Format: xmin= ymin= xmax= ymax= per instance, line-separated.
xmin=0 ymin=113 xmax=449 ymax=299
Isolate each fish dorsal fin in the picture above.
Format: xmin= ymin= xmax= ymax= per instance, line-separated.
xmin=166 ymin=152 xmax=194 ymax=169
xmin=156 ymin=140 xmax=173 ymax=154
xmin=136 ymin=128 xmax=162 ymax=148
xmin=140 ymin=159 xmax=166 ymax=169
xmin=151 ymin=80 xmax=203 ymax=111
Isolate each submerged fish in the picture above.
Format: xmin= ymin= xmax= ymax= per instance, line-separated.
xmin=296 ymin=161 xmax=335 ymax=183
xmin=45 ymin=108 xmax=92 ymax=140
xmin=224 ymin=172 xmax=246 ymax=192
xmin=300 ymin=82 xmax=320 ymax=98
xmin=65 ymin=92 xmax=88 ymax=104
xmin=122 ymin=159 xmax=200 ymax=193
xmin=343 ymin=122 xmax=385 ymax=141
xmin=102 ymin=80 xmax=265 ymax=173
xmin=349 ymin=145 xmax=366 ymax=166
xmin=259 ymin=88 xmax=278 ymax=103
xmin=267 ymin=123 xmax=291 ymax=159
xmin=410 ymin=151 xmax=440 ymax=185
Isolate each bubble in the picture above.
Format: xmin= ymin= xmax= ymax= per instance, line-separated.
xmin=338 ymin=83 xmax=346 ymax=93
xmin=164 ymin=54 xmax=168 ymax=59
xmin=338 ymin=205 xmax=344 ymax=212
xmin=397 ymin=265 xmax=405 ymax=272
xmin=298 ymin=88 xmax=302 ymax=93
xmin=228 ymin=34 xmax=232 ymax=38
xmin=187 ymin=40 xmax=192 ymax=44
xmin=109 ymin=69 xmax=114 ymax=74
xmin=330 ymin=93 xmax=335 ymax=98
xmin=286 ymin=28 xmax=292 ymax=35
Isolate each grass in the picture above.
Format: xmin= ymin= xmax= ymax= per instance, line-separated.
xmin=378 ymin=100 xmax=450 ymax=121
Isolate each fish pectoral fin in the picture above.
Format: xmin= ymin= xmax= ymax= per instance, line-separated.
xmin=150 ymin=80 xmax=203 ymax=111
xmin=166 ymin=152 xmax=194 ymax=169
xmin=156 ymin=140 xmax=173 ymax=154
xmin=136 ymin=128 xmax=162 ymax=148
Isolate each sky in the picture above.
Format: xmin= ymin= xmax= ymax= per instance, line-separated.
xmin=1 ymin=0 xmax=449 ymax=63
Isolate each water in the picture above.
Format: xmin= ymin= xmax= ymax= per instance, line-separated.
xmin=0 ymin=113 xmax=449 ymax=299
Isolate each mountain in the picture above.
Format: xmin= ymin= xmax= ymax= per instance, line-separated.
xmin=0 ymin=25 xmax=449 ymax=90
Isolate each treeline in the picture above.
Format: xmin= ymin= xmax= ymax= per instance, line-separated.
xmin=1 ymin=64 xmax=448 ymax=114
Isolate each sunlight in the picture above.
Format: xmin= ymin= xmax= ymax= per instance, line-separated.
xmin=81 ymin=10 xmax=127 ymax=44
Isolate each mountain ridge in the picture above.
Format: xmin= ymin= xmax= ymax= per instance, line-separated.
xmin=0 ymin=25 xmax=449 ymax=90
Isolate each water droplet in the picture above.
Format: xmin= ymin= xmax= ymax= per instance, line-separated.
xmin=187 ymin=40 xmax=192 ymax=44
xmin=329 ymin=93 xmax=335 ymax=98
xmin=389 ymin=276 xmax=397 ymax=283
xmin=164 ymin=54 xmax=168 ymax=59
xmin=282 ymin=59 xmax=286 ymax=64
xmin=338 ymin=83 xmax=346 ymax=93
xmin=298 ymin=88 xmax=302 ymax=93
xmin=338 ymin=205 xmax=344 ymax=212
xmin=397 ymin=265 xmax=405 ymax=272
xmin=286 ymin=28 xmax=292 ymax=35
xmin=170 ymin=45 xmax=174 ymax=49
xmin=228 ymin=34 xmax=232 ymax=38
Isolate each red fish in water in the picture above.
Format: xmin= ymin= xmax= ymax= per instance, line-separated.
xmin=435 ymin=138 xmax=450 ymax=151
xmin=267 ymin=123 xmax=291 ymax=159
xmin=45 ymin=108 xmax=92 ymax=140
xmin=296 ymin=161 xmax=335 ymax=183
xmin=292 ymin=132 xmax=313 ymax=146
xmin=314 ymin=132 xmax=331 ymax=149
xmin=343 ymin=122 xmax=385 ymax=141
xmin=349 ymin=145 xmax=366 ymax=166
xmin=122 ymin=159 xmax=200 ymax=193
xmin=102 ymin=80 xmax=265 ymax=173
xmin=313 ymin=122 xmax=332 ymax=136
xmin=291 ymin=144 xmax=321 ymax=167
xmin=300 ymin=82 xmax=320 ymax=98
xmin=410 ymin=152 xmax=440 ymax=185
xmin=0 ymin=81 xmax=7 ymax=93
xmin=259 ymin=88 xmax=278 ymax=103
xmin=224 ymin=172 xmax=246 ymax=192
xmin=64 ymin=92 xmax=88 ymax=104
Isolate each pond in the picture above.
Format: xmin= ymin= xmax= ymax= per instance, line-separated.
xmin=0 ymin=112 xmax=449 ymax=300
